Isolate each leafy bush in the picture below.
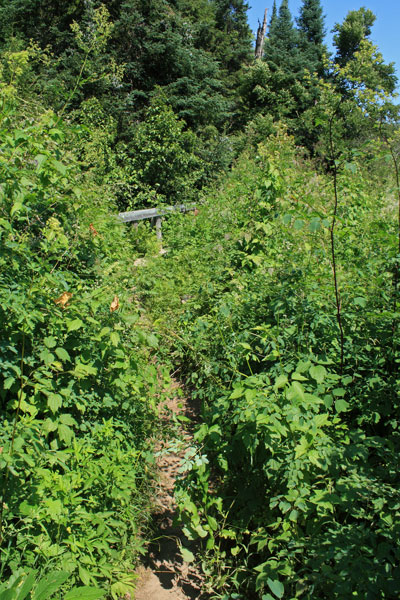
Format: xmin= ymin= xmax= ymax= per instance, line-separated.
xmin=136 ymin=131 xmax=400 ymax=598
xmin=0 ymin=54 xmax=167 ymax=597
xmin=0 ymin=568 xmax=105 ymax=600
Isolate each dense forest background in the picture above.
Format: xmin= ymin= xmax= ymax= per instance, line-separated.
xmin=1 ymin=0 xmax=400 ymax=598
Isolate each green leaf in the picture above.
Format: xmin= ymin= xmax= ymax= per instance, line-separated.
xmin=314 ymin=413 xmax=329 ymax=428
xmin=40 ymin=349 xmax=55 ymax=366
xmin=354 ymin=296 xmax=366 ymax=307
xmin=110 ymin=331 xmax=120 ymax=346
xmin=293 ymin=219 xmax=304 ymax=230
xmin=45 ymin=499 xmax=63 ymax=519
xmin=289 ymin=509 xmax=298 ymax=522
xmin=32 ymin=571 xmax=69 ymax=600
xmin=72 ymin=362 xmax=97 ymax=378
xmin=323 ymin=394 xmax=333 ymax=409
xmin=245 ymin=388 xmax=257 ymax=402
xmin=123 ymin=314 xmax=139 ymax=328
xmin=181 ymin=547 xmax=195 ymax=563
xmin=292 ymin=372 xmax=307 ymax=381
xmin=344 ymin=161 xmax=357 ymax=174
xmin=274 ymin=374 xmax=288 ymax=389
xmin=49 ymin=129 xmax=64 ymax=141
xmin=59 ymin=413 xmax=77 ymax=426
xmin=194 ymin=524 xmax=208 ymax=538
xmin=78 ymin=567 xmax=92 ymax=586
xmin=240 ymin=342 xmax=252 ymax=350
xmin=53 ymin=160 xmax=67 ymax=176
xmin=146 ymin=333 xmax=159 ymax=348
xmin=295 ymin=437 xmax=309 ymax=459
xmin=47 ymin=393 xmax=62 ymax=413
xmin=0 ymin=571 xmax=36 ymax=600
xmin=335 ymin=399 xmax=349 ymax=413
xmin=309 ymin=365 xmax=327 ymax=384
xmin=110 ymin=581 xmax=135 ymax=598
xmin=248 ymin=254 xmax=263 ymax=266
xmin=4 ymin=377 xmax=15 ymax=390
xmin=58 ymin=424 xmax=74 ymax=445
xmin=267 ymin=578 xmax=284 ymax=599
xmin=230 ymin=387 xmax=244 ymax=399
xmin=332 ymin=388 xmax=346 ymax=397
xmin=42 ymin=418 xmax=58 ymax=434
xmin=0 ymin=587 xmax=17 ymax=600
xmin=309 ymin=217 xmax=321 ymax=232
xmin=15 ymin=570 xmax=37 ymax=600
xmin=220 ymin=304 xmax=231 ymax=317
xmin=11 ymin=201 xmax=23 ymax=216
xmin=64 ymin=587 xmax=106 ymax=600
xmin=99 ymin=327 xmax=111 ymax=338
xmin=55 ymin=347 xmax=70 ymax=362
xmin=34 ymin=154 xmax=47 ymax=169
xmin=67 ymin=319 xmax=84 ymax=332
xmin=291 ymin=381 xmax=305 ymax=401
xmin=44 ymin=336 xmax=57 ymax=348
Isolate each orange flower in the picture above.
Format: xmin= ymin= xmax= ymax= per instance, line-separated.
xmin=110 ymin=295 xmax=119 ymax=312
xmin=54 ymin=292 xmax=72 ymax=308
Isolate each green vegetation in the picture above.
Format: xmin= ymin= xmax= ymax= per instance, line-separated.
xmin=139 ymin=129 xmax=400 ymax=598
xmin=1 ymin=0 xmax=400 ymax=598
xmin=0 ymin=49 xmax=167 ymax=597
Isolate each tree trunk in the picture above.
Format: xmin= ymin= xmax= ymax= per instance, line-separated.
xmin=255 ymin=8 xmax=268 ymax=59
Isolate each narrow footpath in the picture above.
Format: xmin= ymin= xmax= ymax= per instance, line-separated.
xmin=135 ymin=380 xmax=210 ymax=600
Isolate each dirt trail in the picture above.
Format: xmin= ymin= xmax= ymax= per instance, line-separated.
xmin=135 ymin=381 xmax=210 ymax=600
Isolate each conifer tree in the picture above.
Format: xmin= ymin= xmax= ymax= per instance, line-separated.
xmin=212 ymin=0 xmax=253 ymax=74
xmin=240 ymin=0 xmax=325 ymax=147
xmin=262 ymin=0 xmax=308 ymax=118
xmin=268 ymin=0 xmax=278 ymax=37
xmin=267 ymin=0 xmax=298 ymax=61
xmin=297 ymin=0 xmax=326 ymax=75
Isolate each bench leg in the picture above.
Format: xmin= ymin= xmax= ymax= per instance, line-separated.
xmin=155 ymin=216 xmax=162 ymax=241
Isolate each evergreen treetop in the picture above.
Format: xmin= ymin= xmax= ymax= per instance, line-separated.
xmin=275 ymin=0 xmax=298 ymax=52
xmin=297 ymin=0 xmax=325 ymax=46
xmin=264 ymin=0 xmax=299 ymax=71
xmin=269 ymin=0 xmax=278 ymax=34
xmin=297 ymin=0 xmax=326 ymax=75
xmin=212 ymin=0 xmax=253 ymax=74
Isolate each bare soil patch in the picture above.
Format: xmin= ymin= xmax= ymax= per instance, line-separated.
xmin=135 ymin=381 xmax=211 ymax=600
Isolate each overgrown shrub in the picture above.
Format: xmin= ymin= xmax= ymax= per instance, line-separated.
xmin=0 ymin=54 xmax=167 ymax=597
xmin=136 ymin=131 xmax=400 ymax=598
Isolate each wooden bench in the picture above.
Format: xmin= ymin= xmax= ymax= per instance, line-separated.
xmin=118 ymin=205 xmax=195 ymax=240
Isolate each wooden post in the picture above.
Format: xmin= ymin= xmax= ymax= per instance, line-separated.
xmin=255 ymin=8 xmax=268 ymax=60
xmin=155 ymin=216 xmax=162 ymax=241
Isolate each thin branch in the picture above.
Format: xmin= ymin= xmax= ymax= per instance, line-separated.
xmin=328 ymin=114 xmax=345 ymax=373
xmin=378 ymin=121 xmax=400 ymax=366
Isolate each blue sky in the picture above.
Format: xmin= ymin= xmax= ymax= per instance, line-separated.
xmin=246 ymin=0 xmax=400 ymax=79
